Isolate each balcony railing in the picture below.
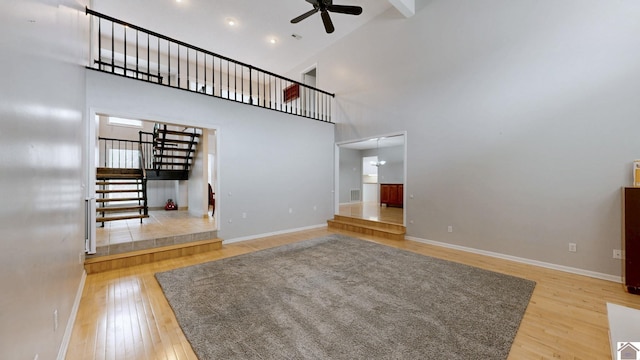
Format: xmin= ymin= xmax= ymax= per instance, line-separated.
xmin=86 ymin=7 xmax=334 ymax=123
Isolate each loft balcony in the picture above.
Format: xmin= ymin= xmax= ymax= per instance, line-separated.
xmin=86 ymin=8 xmax=334 ymax=123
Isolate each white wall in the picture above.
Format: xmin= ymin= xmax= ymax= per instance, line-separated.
xmin=0 ymin=1 xmax=88 ymax=359
xmin=86 ymin=70 xmax=335 ymax=240
xmin=289 ymin=0 xmax=640 ymax=277
xmin=188 ymin=128 xmax=208 ymax=216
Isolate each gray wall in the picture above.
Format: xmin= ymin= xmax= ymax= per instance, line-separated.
xmin=0 ymin=1 xmax=88 ymax=359
xmin=364 ymin=145 xmax=405 ymax=185
xmin=338 ymin=147 xmax=363 ymax=203
xmin=289 ymin=0 xmax=640 ymax=277
xmin=86 ymin=70 xmax=335 ymax=240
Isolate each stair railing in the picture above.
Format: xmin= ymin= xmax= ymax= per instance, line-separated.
xmin=86 ymin=7 xmax=335 ymax=123
xmin=138 ymin=142 xmax=148 ymax=218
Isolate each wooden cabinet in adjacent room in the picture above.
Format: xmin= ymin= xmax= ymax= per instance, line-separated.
xmin=380 ymin=183 xmax=403 ymax=208
xmin=622 ymin=187 xmax=640 ymax=294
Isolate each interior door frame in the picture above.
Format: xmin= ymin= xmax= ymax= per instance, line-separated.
xmin=334 ymin=131 xmax=407 ymax=226
xmin=84 ymin=107 xmax=221 ymax=253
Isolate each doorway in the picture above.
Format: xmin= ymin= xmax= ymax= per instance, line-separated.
xmin=86 ymin=112 xmax=218 ymax=256
xmin=336 ymin=133 xmax=406 ymax=225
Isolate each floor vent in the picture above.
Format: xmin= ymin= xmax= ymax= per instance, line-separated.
xmin=350 ymin=189 xmax=361 ymax=202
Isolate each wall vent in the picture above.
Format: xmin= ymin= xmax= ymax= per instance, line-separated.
xmin=350 ymin=189 xmax=361 ymax=202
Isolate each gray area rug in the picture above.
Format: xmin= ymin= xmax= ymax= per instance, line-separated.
xmin=155 ymin=234 xmax=535 ymax=359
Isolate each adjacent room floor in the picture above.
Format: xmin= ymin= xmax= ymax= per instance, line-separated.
xmin=338 ymin=201 xmax=403 ymax=225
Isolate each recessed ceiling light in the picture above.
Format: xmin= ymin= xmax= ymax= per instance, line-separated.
xmin=225 ymin=17 xmax=237 ymax=26
xmin=269 ymin=38 xmax=278 ymax=44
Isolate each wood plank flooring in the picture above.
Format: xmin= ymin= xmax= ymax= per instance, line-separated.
xmin=66 ymin=227 xmax=640 ymax=359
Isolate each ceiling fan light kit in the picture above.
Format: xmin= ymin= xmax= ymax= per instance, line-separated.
xmin=291 ymin=0 xmax=363 ymax=34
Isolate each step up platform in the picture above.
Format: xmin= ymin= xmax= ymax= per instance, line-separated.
xmin=327 ymin=215 xmax=406 ymax=241
xmin=85 ymin=237 xmax=222 ymax=274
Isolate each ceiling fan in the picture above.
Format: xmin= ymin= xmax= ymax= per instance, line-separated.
xmin=291 ymin=0 xmax=363 ymax=34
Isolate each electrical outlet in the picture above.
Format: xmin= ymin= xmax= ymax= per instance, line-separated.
xmin=613 ymin=249 xmax=622 ymax=259
xmin=242 ymin=212 xmax=247 ymax=219
xmin=289 ymin=208 xmax=293 ymax=214
xmin=447 ymin=226 xmax=453 ymax=233
xmin=53 ymin=309 xmax=58 ymax=331
xmin=569 ymin=243 xmax=577 ymax=252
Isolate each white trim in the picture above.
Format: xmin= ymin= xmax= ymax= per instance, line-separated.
xmin=224 ymin=224 xmax=327 ymax=244
xmin=335 ymin=131 xmax=407 ymax=226
xmin=57 ymin=270 xmax=87 ymax=360
xmin=406 ymin=236 xmax=622 ymax=283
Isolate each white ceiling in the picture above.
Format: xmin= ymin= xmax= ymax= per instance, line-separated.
xmin=91 ymin=0 xmax=396 ymax=75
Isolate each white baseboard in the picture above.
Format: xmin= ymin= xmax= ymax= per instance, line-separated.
xmin=224 ymin=224 xmax=328 ymax=244
xmin=406 ymin=236 xmax=622 ymax=283
xmin=57 ymin=269 xmax=87 ymax=360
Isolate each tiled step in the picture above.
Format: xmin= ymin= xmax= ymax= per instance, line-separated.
xmin=84 ymin=238 xmax=222 ymax=274
xmin=327 ymin=215 xmax=406 ymax=241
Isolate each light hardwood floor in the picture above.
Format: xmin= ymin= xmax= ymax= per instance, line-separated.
xmin=67 ymin=227 xmax=640 ymax=359
xmin=338 ymin=202 xmax=403 ymax=225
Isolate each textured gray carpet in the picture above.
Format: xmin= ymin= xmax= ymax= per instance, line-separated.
xmin=155 ymin=234 xmax=535 ymax=359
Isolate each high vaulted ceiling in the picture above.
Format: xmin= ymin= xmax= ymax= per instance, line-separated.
xmin=91 ymin=0 xmax=406 ymax=75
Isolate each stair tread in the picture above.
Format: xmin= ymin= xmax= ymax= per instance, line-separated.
xmin=96 ymin=206 xmax=144 ymax=212
xmin=97 ymin=214 xmax=149 ymax=222
xmin=154 ymin=154 xmax=191 ymax=159
xmin=154 ymin=147 xmax=194 ymax=152
xmin=96 ymin=181 xmax=140 ymax=185
xmin=97 ymin=174 xmax=143 ymax=180
xmin=96 ymin=197 xmax=143 ymax=202
xmin=155 ymin=138 xmax=195 ymax=145
xmin=97 ymin=189 xmax=142 ymax=193
xmin=156 ymin=129 xmax=201 ymax=137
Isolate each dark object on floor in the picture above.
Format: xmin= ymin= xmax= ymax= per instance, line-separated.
xmin=164 ymin=199 xmax=177 ymax=211
xmin=208 ymin=183 xmax=215 ymax=216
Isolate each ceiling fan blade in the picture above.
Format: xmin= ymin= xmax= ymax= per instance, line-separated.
xmin=321 ymin=10 xmax=335 ymax=33
xmin=326 ymin=5 xmax=363 ymax=15
xmin=306 ymin=0 xmax=319 ymax=5
xmin=291 ymin=8 xmax=319 ymax=23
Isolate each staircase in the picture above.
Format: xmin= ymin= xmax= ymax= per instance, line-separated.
xmin=327 ymin=215 xmax=406 ymax=241
xmin=96 ymin=167 xmax=148 ymax=224
xmin=149 ymin=124 xmax=201 ymax=180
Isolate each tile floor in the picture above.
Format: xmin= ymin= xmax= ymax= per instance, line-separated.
xmin=92 ymin=209 xmax=216 ymax=257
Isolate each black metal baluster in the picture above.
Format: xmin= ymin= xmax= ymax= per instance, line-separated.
xmin=135 ymin=29 xmax=139 ymax=78
xmin=187 ymin=48 xmax=190 ymax=90
xmin=196 ymin=51 xmax=199 ymax=92
xmin=269 ymin=74 xmax=272 ymax=109
xmin=226 ymin=60 xmax=229 ymax=99
xmin=123 ymin=24 xmax=127 ymax=76
xmin=211 ymin=55 xmax=216 ymax=96
xmin=111 ymin=21 xmax=114 ymax=73
xmin=168 ymin=41 xmax=171 ymax=86
xmin=177 ymin=44 xmax=180 ymax=87
xmin=234 ymin=63 xmax=237 ymax=101
xmin=97 ymin=18 xmax=101 ymax=70
xmin=203 ymin=53 xmax=206 ymax=94
xmin=146 ymin=31 xmax=150 ymax=82
xmin=157 ymin=37 xmax=160 ymax=83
